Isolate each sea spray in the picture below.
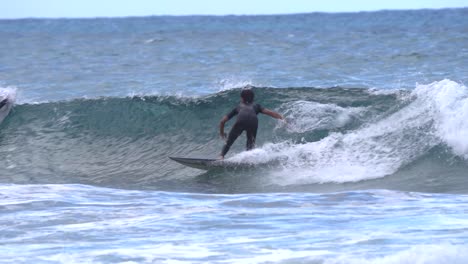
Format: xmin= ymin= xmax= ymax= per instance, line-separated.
xmin=413 ymin=80 xmax=468 ymax=159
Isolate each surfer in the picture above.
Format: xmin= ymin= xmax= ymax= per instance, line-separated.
xmin=219 ymin=89 xmax=284 ymax=159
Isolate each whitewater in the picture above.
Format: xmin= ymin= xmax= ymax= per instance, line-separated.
xmin=1 ymin=8 xmax=467 ymax=263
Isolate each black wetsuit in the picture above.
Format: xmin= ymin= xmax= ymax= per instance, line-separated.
xmin=221 ymin=102 xmax=264 ymax=157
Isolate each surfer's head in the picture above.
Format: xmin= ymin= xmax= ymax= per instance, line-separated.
xmin=241 ymin=89 xmax=254 ymax=104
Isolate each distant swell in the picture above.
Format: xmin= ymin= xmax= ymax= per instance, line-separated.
xmin=0 ymin=81 xmax=467 ymax=193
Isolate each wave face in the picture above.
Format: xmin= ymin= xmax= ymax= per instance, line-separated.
xmin=0 ymin=80 xmax=467 ymax=193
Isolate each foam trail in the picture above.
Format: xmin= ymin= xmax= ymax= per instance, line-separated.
xmin=231 ymin=80 xmax=466 ymax=185
xmin=278 ymin=101 xmax=365 ymax=133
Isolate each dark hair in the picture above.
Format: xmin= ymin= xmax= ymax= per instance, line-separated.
xmin=240 ymin=89 xmax=254 ymax=103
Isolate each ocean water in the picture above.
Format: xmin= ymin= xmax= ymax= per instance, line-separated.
xmin=1 ymin=8 xmax=468 ymax=263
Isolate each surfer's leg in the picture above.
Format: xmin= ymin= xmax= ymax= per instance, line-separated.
xmin=245 ymin=121 xmax=258 ymax=150
xmin=221 ymin=124 xmax=244 ymax=157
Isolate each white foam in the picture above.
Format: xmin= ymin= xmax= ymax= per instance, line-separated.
xmin=278 ymin=101 xmax=365 ymax=133
xmin=0 ymin=86 xmax=17 ymax=103
xmin=326 ymin=244 xmax=468 ymax=264
xmin=231 ymin=80 xmax=466 ymax=185
xmin=41 ymin=244 xmax=219 ymax=264
xmin=216 ymin=78 xmax=260 ymax=92
xmin=225 ymin=248 xmax=330 ymax=264
xmin=413 ymin=80 xmax=468 ymax=159
xmin=144 ymin=37 xmax=164 ymax=44
xmin=367 ymin=87 xmax=408 ymax=96
xmin=0 ymin=85 xmax=51 ymax=105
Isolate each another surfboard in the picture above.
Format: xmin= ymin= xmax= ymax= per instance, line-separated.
xmin=0 ymin=97 xmax=12 ymax=125
xmin=169 ymin=157 xmax=253 ymax=170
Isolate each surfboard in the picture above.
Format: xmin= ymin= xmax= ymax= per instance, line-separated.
xmin=169 ymin=157 xmax=252 ymax=170
xmin=0 ymin=97 xmax=12 ymax=125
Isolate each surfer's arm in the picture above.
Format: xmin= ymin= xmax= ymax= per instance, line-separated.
xmin=220 ymin=107 xmax=238 ymax=139
xmin=261 ymin=108 xmax=284 ymax=120
xmin=219 ymin=115 xmax=229 ymax=139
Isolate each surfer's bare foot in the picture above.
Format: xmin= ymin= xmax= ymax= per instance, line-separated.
xmin=219 ymin=156 xmax=224 ymax=160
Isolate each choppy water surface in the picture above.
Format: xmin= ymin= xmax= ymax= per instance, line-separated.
xmin=2 ymin=185 xmax=468 ymax=263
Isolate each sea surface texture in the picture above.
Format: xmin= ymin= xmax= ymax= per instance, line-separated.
xmin=0 ymin=8 xmax=467 ymax=263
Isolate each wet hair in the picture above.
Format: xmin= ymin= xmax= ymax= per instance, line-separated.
xmin=240 ymin=89 xmax=255 ymax=104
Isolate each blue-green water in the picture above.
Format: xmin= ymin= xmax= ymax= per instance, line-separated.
xmin=0 ymin=8 xmax=468 ymax=263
